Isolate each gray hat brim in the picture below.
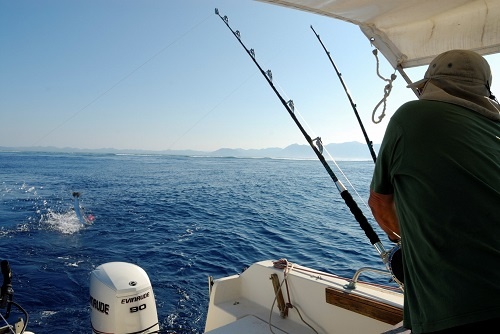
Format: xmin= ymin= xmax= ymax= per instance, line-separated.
xmin=407 ymin=78 xmax=428 ymax=89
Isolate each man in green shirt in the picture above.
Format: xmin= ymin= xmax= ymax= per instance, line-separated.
xmin=369 ymin=50 xmax=500 ymax=333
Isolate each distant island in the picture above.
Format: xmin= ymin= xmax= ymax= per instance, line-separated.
xmin=0 ymin=141 xmax=380 ymax=160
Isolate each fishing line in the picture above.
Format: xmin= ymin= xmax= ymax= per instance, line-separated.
xmin=310 ymin=25 xmax=377 ymax=163
xmin=165 ymin=68 xmax=259 ymax=150
xmin=216 ymin=8 xmax=390 ymax=258
xmin=310 ymin=26 xmax=402 ymax=283
xmin=168 ymin=16 xmax=293 ymax=150
xmin=266 ymin=29 xmax=372 ymax=210
xmin=31 ymin=13 xmax=213 ymax=147
xmin=274 ymin=81 xmax=370 ymax=211
xmin=217 ymin=9 xmax=404 ymax=289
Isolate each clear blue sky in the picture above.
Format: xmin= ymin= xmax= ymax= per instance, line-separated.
xmin=1 ymin=0 xmax=499 ymax=152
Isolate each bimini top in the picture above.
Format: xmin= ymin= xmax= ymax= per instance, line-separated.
xmin=257 ymin=0 xmax=500 ymax=69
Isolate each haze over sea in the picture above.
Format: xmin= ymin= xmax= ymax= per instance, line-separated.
xmin=0 ymin=151 xmax=393 ymax=333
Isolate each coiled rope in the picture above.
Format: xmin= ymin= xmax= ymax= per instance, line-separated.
xmin=269 ymin=259 xmax=319 ymax=334
xmin=372 ymin=49 xmax=397 ymax=124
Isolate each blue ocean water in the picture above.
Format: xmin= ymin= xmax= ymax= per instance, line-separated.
xmin=0 ymin=151 xmax=391 ymax=333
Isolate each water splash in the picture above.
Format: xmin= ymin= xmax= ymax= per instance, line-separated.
xmin=1 ymin=181 xmax=95 ymax=235
xmin=42 ymin=208 xmax=86 ymax=235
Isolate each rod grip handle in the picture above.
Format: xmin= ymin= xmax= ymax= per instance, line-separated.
xmin=340 ymin=191 xmax=380 ymax=245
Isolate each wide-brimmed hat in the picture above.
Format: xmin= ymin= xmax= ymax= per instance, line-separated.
xmin=407 ymin=49 xmax=499 ymax=121
xmin=407 ymin=49 xmax=492 ymax=90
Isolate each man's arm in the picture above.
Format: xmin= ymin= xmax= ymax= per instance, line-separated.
xmin=368 ymin=189 xmax=401 ymax=242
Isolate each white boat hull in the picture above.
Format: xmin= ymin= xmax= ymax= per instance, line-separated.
xmin=205 ymin=260 xmax=404 ymax=333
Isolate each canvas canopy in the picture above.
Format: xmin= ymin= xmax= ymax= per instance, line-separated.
xmin=257 ymin=0 xmax=500 ymax=69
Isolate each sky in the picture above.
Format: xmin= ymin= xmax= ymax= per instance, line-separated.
xmin=1 ymin=0 xmax=499 ymax=152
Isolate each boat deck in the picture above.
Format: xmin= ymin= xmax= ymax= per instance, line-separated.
xmin=205 ymin=260 xmax=404 ymax=333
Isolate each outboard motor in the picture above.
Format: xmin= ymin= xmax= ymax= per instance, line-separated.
xmin=90 ymin=262 xmax=159 ymax=333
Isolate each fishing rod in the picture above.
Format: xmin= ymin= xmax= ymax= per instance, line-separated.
xmin=310 ymin=26 xmax=377 ymax=163
xmin=310 ymin=26 xmax=404 ymax=286
xmin=215 ymin=9 xmax=398 ymax=274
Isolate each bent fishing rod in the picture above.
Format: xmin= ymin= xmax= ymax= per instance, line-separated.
xmin=215 ymin=9 xmax=392 ymax=265
xmin=310 ymin=26 xmax=377 ymax=163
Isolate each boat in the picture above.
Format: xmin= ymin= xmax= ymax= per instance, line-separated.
xmin=2 ymin=1 xmax=498 ymax=333
xmin=204 ymin=1 xmax=500 ymax=333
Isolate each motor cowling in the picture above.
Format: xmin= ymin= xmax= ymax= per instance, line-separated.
xmin=90 ymin=262 xmax=159 ymax=334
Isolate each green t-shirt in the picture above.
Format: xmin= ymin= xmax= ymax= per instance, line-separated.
xmin=371 ymin=100 xmax=500 ymax=333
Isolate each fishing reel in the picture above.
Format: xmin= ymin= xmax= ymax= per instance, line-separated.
xmin=385 ymin=243 xmax=404 ymax=288
xmin=0 ymin=260 xmax=31 ymax=334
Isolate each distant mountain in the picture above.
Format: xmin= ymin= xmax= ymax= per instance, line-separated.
xmin=0 ymin=142 xmax=379 ymax=160
xmin=212 ymin=142 xmax=380 ymax=160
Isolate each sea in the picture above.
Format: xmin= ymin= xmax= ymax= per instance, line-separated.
xmin=0 ymin=151 xmax=393 ymax=333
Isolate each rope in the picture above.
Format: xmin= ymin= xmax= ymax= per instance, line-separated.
xmin=372 ymin=49 xmax=397 ymax=124
xmin=269 ymin=259 xmax=319 ymax=333
xmin=273 ymin=259 xmax=293 ymax=311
